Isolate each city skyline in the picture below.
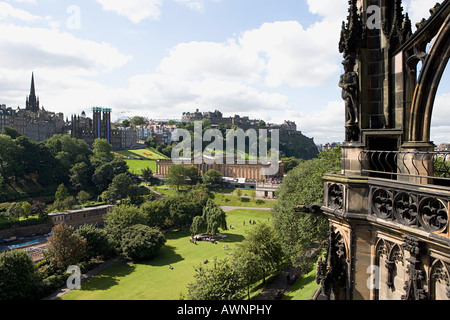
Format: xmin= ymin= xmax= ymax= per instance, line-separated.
xmin=0 ymin=0 xmax=448 ymax=145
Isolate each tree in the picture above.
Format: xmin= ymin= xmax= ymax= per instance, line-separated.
xmin=140 ymin=200 xmax=168 ymax=229
xmin=130 ymin=116 xmax=146 ymax=126
xmin=141 ymin=167 xmax=153 ymax=184
xmin=120 ymin=224 xmax=166 ymax=262
xmin=91 ymin=139 xmax=114 ymax=166
xmin=103 ymin=173 xmax=136 ymax=204
xmin=1 ymin=126 xmax=22 ymax=139
xmin=165 ymin=164 xmax=188 ymax=191
xmin=187 ymin=258 xmax=244 ymax=300
xmin=76 ymin=224 xmax=113 ymax=260
xmin=7 ymin=203 xmax=25 ymax=220
xmin=92 ymin=162 xmax=114 ymax=192
xmin=69 ymin=162 xmax=93 ymax=191
xmin=0 ymin=250 xmax=41 ymax=300
xmin=202 ymin=199 xmax=227 ymax=235
xmin=21 ymin=202 xmax=32 ymax=217
xmin=272 ymin=147 xmax=341 ymax=271
xmin=190 ymin=215 xmax=207 ymax=235
xmin=44 ymin=224 xmax=87 ymax=271
xmin=0 ymin=134 xmax=21 ymax=189
xmin=203 ymin=169 xmax=223 ymax=187
xmin=77 ymin=190 xmax=91 ymax=205
xmin=55 ymin=184 xmax=69 ymax=201
xmin=103 ymin=204 xmax=146 ymax=247
xmin=235 ymin=223 xmax=284 ymax=285
xmin=232 ymin=247 xmax=260 ymax=299
xmin=30 ymin=200 xmax=47 ymax=217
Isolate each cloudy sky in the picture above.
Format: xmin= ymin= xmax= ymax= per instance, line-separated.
xmin=0 ymin=0 xmax=448 ymax=145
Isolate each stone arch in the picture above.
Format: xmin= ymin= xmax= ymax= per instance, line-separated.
xmin=430 ymin=259 xmax=450 ymax=300
xmin=409 ymin=15 xmax=450 ymax=142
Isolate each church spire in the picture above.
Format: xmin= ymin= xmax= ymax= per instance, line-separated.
xmin=26 ymin=72 xmax=39 ymax=112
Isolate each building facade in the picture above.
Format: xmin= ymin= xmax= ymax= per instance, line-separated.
xmin=316 ymin=0 xmax=450 ymax=300
xmin=71 ymin=107 xmax=139 ymax=150
xmin=0 ymin=74 xmax=66 ymax=142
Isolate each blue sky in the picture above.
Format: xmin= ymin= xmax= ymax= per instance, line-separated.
xmin=0 ymin=0 xmax=448 ymax=145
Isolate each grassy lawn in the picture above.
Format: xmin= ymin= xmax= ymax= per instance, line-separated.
xmin=153 ymin=187 xmax=277 ymax=209
xmin=125 ymin=159 xmax=157 ymax=175
xmin=282 ymin=250 xmax=325 ymax=300
xmin=62 ymin=209 xmax=272 ymax=300
xmin=115 ymin=148 xmax=167 ymax=160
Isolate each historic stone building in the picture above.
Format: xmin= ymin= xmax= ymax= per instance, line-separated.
xmin=182 ymin=109 xmax=297 ymax=132
xmin=0 ymin=73 xmax=65 ymax=142
xmin=317 ymin=0 xmax=450 ymax=300
xmin=157 ymin=156 xmax=284 ymax=181
xmin=71 ymin=107 xmax=139 ymax=150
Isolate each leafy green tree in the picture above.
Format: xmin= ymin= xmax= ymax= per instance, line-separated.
xmin=202 ymin=199 xmax=227 ymax=235
xmin=187 ymin=258 xmax=244 ymax=300
xmin=140 ymin=200 xmax=168 ymax=229
xmin=109 ymin=158 xmax=129 ymax=175
xmin=103 ymin=173 xmax=136 ymax=204
xmin=44 ymin=224 xmax=87 ymax=271
xmin=130 ymin=116 xmax=146 ymax=126
xmin=236 ymin=223 xmax=284 ymax=285
xmin=203 ymin=169 xmax=223 ymax=186
xmin=91 ymin=139 xmax=114 ymax=166
xmin=55 ymin=184 xmax=69 ymax=201
xmin=141 ymin=167 xmax=153 ymax=184
xmin=104 ymin=204 xmax=146 ymax=247
xmin=0 ymin=250 xmax=41 ymax=300
xmin=120 ymin=224 xmax=166 ymax=262
xmin=7 ymin=203 xmax=25 ymax=220
xmin=76 ymin=224 xmax=113 ymax=260
xmin=77 ymin=190 xmax=91 ymax=205
xmin=92 ymin=162 xmax=114 ymax=192
xmin=1 ymin=126 xmax=22 ymax=139
xmin=232 ymin=247 xmax=260 ymax=299
xmin=69 ymin=162 xmax=93 ymax=191
xmin=165 ymin=164 xmax=188 ymax=191
xmin=0 ymin=134 xmax=21 ymax=189
xmin=190 ymin=215 xmax=207 ymax=235
xmin=21 ymin=202 xmax=32 ymax=217
xmin=272 ymin=147 xmax=341 ymax=271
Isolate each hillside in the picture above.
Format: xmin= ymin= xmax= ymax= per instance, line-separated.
xmin=279 ymin=130 xmax=319 ymax=160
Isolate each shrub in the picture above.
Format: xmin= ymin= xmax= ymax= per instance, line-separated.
xmin=0 ymin=250 xmax=41 ymax=300
xmin=120 ymin=224 xmax=166 ymax=262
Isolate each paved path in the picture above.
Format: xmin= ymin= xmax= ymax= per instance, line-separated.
xmin=254 ymin=265 xmax=302 ymax=300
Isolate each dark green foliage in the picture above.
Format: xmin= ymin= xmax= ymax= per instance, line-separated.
xmin=76 ymin=224 xmax=113 ymax=259
xmin=272 ymin=147 xmax=341 ymax=271
xmin=0 ymin=250 xmax=41 ymax=300
xmin=120 ymin=224 xmax=166 ymax=262
xmin=104 ymin=204 xmax=147 ymax=247
xmin=187 ymin=259 xmax=244 ymax=300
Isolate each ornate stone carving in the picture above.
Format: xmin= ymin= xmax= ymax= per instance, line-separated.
xmin=372 ymin=188 xmax=393 ymax=219
xmin=329 ymin=184 xmax=344 ymax=210
xmin=315 ymin=227 xmax=348 ymax=300
xmin=418 ymin=198 xmax=448 ymax=233
xmin=393 ymin=193 xmax=418 ymax=226
xmin=401 ymin=236 xmax=428 ymax=300
xmin=339 ymin=0 xmax=363 ymax=142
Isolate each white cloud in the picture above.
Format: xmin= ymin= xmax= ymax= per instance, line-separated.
xmin=159 ymin=19 xmax=342 ymax=89
xmin=0 ymin=24 xmax=131 ymax=76
xmin=96 ymin=0 xmax=163 ymax=24
xmin=0 ymin=1 xmax=40 ymax=21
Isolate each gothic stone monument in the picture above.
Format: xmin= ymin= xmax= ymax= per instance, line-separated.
xmin=317 ymin=0 xmax=450 ymax=300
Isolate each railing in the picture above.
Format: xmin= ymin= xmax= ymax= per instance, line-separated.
xmin=358 ymin=150 xmax=450 ymax=185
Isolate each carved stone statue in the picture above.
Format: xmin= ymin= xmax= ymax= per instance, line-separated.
xmin=339 ymin=56 xmax=359 ymax=126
